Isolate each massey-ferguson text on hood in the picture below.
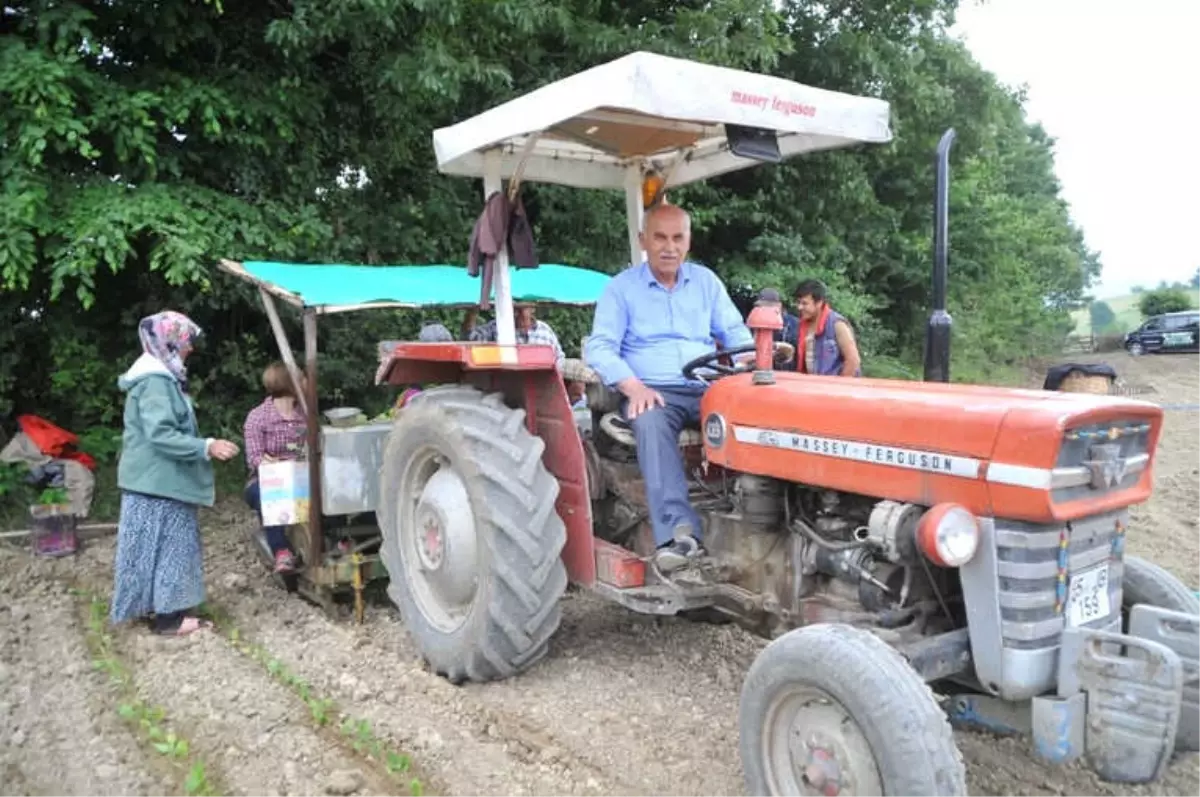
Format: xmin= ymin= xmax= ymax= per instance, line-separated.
xmin=700 ymin=373 xmax=1163 ymax=524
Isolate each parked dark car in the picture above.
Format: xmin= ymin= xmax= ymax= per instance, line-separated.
xmin=1124 ymin=310 xmax=1200 ymax=355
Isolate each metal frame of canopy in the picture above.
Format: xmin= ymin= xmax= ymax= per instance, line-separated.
xmin=432 ymin=49 xmax=893 ymax=348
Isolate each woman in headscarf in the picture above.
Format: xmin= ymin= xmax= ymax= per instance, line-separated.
xmin=110 ymin=311 xmax=240 ymax=636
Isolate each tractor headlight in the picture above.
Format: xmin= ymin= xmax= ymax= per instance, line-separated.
xmin=916 ymin=503 xmax=979 ymax=567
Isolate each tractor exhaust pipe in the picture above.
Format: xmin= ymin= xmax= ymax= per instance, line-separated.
xmin=923 ymin=128 xmax=956 ymax=383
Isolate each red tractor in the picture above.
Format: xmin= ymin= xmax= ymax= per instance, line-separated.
xmin=350 ymin=52 xmax=1198 ymax=795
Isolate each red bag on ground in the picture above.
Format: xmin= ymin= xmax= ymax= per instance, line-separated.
xmin=16 ymin=414 xmax=98 ymax=470
xmin=18 ymin=414 xmax=78 ymax=457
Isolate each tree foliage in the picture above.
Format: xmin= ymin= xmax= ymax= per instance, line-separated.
xmin=1138 ymin=288 xmax=1194 ymax=318
xmin=1089 ymin=301 xmax=1116 ymax=333
xmin=1 ymin=0 xmax=1099 ymax=442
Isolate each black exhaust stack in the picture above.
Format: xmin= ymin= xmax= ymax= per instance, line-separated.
xmin=923 ymin=128 xmax=956 ymax=383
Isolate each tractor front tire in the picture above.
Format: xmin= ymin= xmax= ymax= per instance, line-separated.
xmin=739 ymin=623 xmax=966 ymax=796
xmin=1121 ymin=554 xmax=1199 ymax=752
xmin=378 ymin=385 xmax=568 ymax=684
xmin=1122 ymin=554 xmax=1200 ymax=616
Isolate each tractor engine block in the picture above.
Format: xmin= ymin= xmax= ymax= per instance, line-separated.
xmin=701 ymin=479 xmax=946 ymax=639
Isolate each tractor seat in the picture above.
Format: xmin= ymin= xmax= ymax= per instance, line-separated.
xmin=599 ymin=412 xmax=703 ymax=448
xmin=576 ymin=359 xmax=701 ymax=448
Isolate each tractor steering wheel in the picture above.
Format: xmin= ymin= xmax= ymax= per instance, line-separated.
xmin=681 ymin=341 xmax=797 ymax=383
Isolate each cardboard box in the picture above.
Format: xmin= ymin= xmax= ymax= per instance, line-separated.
xmin=258 ymin=460 xmax=310 ymax=527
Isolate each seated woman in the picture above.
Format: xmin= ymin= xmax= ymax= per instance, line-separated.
xmin=242 ymin=361 xmax=308 ymax=573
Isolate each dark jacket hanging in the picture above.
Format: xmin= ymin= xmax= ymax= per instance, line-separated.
xmin=467 ymin=190 xmax=538 ymax=310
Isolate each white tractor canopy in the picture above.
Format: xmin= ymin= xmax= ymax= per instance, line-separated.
xmin=432 ymin=51 xmax=893 ymax=189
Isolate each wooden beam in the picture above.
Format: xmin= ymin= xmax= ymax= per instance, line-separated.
xmin=217 ymin=259 xmax=306 ymax=308
xmin=259 ymin=287 xmax=309 ymax=417
xmin=0 ymin=522 xmax=118 ymax=541
xmin=303 ymin=309 xmax=324 ymax=565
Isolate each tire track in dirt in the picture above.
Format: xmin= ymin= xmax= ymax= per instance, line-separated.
xmin=204 ymin=530 xmax=629 ymax=797
xmin=118 ymin=619 xmax=400 ymax=797
xmin=203 ymin=517 xmax=761 ymax=796
xmin=0 ymin=548 xmax=171 ymax=797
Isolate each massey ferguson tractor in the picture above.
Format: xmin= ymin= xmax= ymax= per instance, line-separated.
xmin=369 ymin=52 xmax=1199 ymax=795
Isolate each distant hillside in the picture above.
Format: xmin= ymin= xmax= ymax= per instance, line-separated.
xmin=1072 ymin=288 xmax=1200 ymax=335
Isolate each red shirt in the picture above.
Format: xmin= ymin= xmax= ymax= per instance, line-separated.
xmin=243 ymin=397 xmax=306 ymax=475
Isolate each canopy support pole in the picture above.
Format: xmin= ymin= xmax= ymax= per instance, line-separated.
xmin=302 ymin=309 xmax=324 ymax=565
xmin=624 ymin=165 xmax=645 ymax=268
xmin=258 ymin=287 xmax=309 ymax=417
xmin=483 ymin=149 xmax=516 ymax=347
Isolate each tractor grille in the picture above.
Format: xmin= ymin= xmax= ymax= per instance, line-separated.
xmin=994 ymin=510 xmax=1126 ymax=651
xmin=1051 ymin=420 xmax=1151 ymax=504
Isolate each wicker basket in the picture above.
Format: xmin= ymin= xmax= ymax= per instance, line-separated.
xmin=1058 ymin=370 xmax=1114 ymax=395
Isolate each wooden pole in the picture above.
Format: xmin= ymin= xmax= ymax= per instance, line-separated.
xmin=303 ymin=309 xmax=324 ymax=568
xmin=259 ymin=287 xmax=309 ymax=416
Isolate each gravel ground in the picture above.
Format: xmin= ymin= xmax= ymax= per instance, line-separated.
xmin=1 ymin=350 xmax=1196 ymax=796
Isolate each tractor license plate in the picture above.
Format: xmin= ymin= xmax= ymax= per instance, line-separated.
xmin=1065 ymin=565 xmax=1111 ymax=627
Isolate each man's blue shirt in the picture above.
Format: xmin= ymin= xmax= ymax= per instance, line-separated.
xmin=585 ymin=261 xmax=753 ymax=388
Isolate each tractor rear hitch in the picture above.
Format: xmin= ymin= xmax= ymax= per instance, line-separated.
xmin=923 ymin=128 xmax=956 ymax=383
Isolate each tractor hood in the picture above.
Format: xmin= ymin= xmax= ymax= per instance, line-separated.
xmin=700 ymin=373 xmax=1163 ymax=524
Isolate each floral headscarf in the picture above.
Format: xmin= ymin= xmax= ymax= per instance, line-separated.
xmin=138 ymin=310 xmax=203 ymax=388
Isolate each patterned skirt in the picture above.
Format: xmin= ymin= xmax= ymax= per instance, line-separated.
xmin=109 ymin=491 xmax=205 ymax=624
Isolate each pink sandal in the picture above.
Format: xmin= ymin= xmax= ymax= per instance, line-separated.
xmin=156 ymin=616 xmax=212 ymax=636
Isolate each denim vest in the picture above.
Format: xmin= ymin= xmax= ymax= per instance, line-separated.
xmin=803 ymin=310 xmax=859 ymax=376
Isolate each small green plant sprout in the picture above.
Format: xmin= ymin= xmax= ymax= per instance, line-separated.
xmin=385 ymin=751 xmax=411 ymax=775
xmin=309 ymin=697 xmax=334 ymax=726
xmin=184 ymin=761 xmax=216 ymax=796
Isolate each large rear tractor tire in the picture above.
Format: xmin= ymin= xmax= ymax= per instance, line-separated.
xmin=378 ymin=385 xmax=568 ymax=684
xmin=739 ymin=624 xmax=966 ymax=796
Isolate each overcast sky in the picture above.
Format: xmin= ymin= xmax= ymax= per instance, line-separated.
xmin=950 ymin=0 xmax=1200 ymax=298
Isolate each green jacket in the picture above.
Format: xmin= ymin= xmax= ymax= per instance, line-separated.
xmin=116 ymin=354 xmax=214 ymax=507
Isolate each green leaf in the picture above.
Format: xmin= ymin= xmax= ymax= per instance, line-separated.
xmin=184 ymin=762 xmax=209 ymax=795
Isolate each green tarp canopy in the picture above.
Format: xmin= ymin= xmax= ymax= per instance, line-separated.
xmin=229 ymin=260 xmax=611 ymax=312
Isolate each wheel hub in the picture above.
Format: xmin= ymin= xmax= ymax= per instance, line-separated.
xmin=765 ymin=686 xmax=883 ymax=796
xmin=417 ymin=515 xmax=445 ymax=570
xmin=799 ymin=741 xmax=843 ymax=796
xmin=400 ymin=457 xmax=480 ymax=632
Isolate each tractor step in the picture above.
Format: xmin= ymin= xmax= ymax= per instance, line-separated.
xmin=946 ymin=693 xmax=1032 ymax=737
xmin=1055 ymin=614 xmax=1187 ymax=784
xmin=589 ymin=581 xmax=717 ymax=616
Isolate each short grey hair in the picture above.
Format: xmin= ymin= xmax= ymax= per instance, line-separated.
xmin=417 ymin=323 xmax=453 ymax=343
xmin=640 ymin=202 xmax=690 ymax=233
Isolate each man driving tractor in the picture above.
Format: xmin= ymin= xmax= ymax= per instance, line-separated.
xmin=585 ymin=203 xmax=753 ymax=572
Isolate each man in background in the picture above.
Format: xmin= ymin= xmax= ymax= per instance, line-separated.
xmin=465 ymin=303 xmax=565 ymax=367
xmin=790 ymin=279 xmax=862 ymax=377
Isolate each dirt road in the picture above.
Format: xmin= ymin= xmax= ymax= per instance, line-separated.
xmin=2 ymin=350 xmax=1197 ymax=796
